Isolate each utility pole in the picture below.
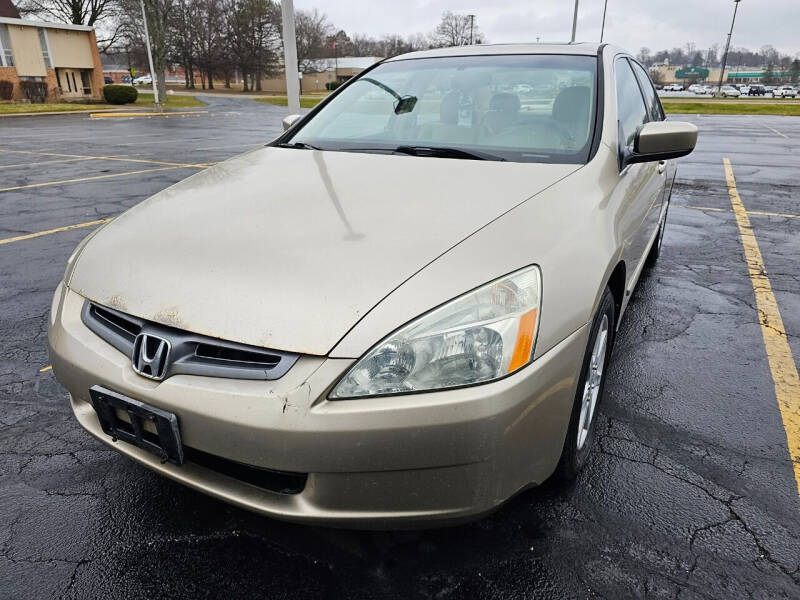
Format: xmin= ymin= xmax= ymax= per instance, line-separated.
xmin=281 ymin=0 xmax=301 ymax=115
xmin=717 ymin=0 xmax=742 ymax=93
xmin=600 ymin=0 xmax=608 ymax=43
xmin=570 ymin=0 xmax=579 ymax=43
xmin=468 ymin=14 xmax=475 ymax=45
xmin=140 ymin=0 xmax=160 ymax=111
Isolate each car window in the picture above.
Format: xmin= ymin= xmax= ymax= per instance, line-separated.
xmin=287 ymin=54 xmax=598 ymax=164
xmin=630 ymin=60 xmax=664 ymax=121
xmin=614 ymin=57 xmax=649 ymax=151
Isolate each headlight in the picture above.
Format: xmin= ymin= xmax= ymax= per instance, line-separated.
xmin=330 ymin=265 xmax=542 ymax=399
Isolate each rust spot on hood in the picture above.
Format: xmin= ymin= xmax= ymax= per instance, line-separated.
xmin=107 ymin=294 xmax=127 ymax=312
xmin=153 ymin=307 xmax=187 ymax=330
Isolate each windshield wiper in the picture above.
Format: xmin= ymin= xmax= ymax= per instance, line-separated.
xmin=393 ymin=146 xmax=505 ymax=161
xmin=277 ymin=141 xmax=322 ymax=150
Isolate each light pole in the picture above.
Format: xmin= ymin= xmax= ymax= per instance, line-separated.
xmin=600 ymin=0 xmax=609 ymax=43
xmin=280 ymin=0 xmax=300 ymax=115
xmin=140 ymin=0 xmax=160 ymax=111
xmin=717 ymin=0 xmax=742 ymax=93
xmin=570 ymin=0 xmax=579 ymax=43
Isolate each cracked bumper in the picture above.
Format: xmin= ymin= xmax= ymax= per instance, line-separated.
xmin=49 ymin=284 xmax=588 ymax=526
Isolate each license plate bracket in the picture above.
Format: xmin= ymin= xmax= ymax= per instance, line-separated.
xmin=89 ymin=385 xmax=184 ymax=465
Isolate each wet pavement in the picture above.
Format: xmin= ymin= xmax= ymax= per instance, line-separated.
xmin=1 ymin=99 xmax=799 ymax=598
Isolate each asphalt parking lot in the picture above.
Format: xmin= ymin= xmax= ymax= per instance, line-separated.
xmin=1 ymin=97 xmax=799 ymax=599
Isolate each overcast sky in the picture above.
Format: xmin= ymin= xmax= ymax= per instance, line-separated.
xmin=294 ymin=0 xmax=800 ymax=58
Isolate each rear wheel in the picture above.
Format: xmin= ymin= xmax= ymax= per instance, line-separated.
xmin=555 ymin=287 xmax=616 ymax=480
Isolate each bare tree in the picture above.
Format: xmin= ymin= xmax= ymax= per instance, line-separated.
xmin=16 ymin=0 xmax=118 ymax=25
xmin=116 ymin=0 xmax=173 ymax=99
xmin=293 ymin=8 xmax=332 ymax=73
xmin=170 ymin=0 xmax=197 ymax=87
xmin=432 ymin=11 xmax=482 ymax=47
xmin=193 ymin=0 xmax=223 ymax=89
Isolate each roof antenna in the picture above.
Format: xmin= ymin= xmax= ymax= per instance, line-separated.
xmin=600 ymin=0 xmax=608 ymax=42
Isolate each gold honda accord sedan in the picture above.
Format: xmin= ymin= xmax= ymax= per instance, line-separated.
xmin=48 ymin=43 xmax=696 ymax=527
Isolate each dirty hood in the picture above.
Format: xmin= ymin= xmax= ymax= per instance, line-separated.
xmin=69 ymin=147 xmax=578 ymax=355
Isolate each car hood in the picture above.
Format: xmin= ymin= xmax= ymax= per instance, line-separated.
xmin=69 ymin=147 xmax=578 ymax=355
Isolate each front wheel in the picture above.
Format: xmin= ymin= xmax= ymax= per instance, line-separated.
xmin=555 ymin=287 xmax=616 ymax=480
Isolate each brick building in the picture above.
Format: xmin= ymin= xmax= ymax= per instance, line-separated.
xmin=0 ymin=0 xmax=104 ymax=102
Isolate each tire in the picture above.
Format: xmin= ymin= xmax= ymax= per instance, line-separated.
xmin=645 ymin=193 xmax=670 ymax=268
xmin=555 ymin=287 xmax=616 ymax=481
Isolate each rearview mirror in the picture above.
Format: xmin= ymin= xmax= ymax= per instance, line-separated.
xmin=623 ymin=121 xmax=698 ymax=168
xmin=282 ymin=114 xmax=302 ymax=131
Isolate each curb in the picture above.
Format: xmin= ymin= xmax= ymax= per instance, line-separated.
xmin=89 ymin=110 xmax=209 ymax=118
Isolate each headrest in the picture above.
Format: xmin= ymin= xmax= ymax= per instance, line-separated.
xmin=440 ymin=91 xmax=460 ymax=125
xmin=553 ymin=86 xmax=591 ymax=122
xmin=489 ymin=92 xmax=520 ymax=113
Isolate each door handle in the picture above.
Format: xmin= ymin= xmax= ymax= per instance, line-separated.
xmin=657 ymin=161 xmax=667 ymax=174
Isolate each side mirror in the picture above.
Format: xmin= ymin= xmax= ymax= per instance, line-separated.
xmin=623 ymin=121 xmax=698 ymax=168
xmin=282 ymin=114 xmax=302 ymax=131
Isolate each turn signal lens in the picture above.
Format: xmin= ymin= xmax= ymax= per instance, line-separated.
xmin=330 ymin=266 xmax=542 ymax=399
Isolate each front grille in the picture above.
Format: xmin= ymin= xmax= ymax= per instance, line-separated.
xmin=184 ymin=446 xmax=307 ymax=495
xmin=82 ymin=301 xmax=299 ymax=381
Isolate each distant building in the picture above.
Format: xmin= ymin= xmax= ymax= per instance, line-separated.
xmin=0 ymin=13 xmax=104 ymax=101
xmin=650 ymin=64 xmax=791 ymax=85
xmin=260 ymin=56 xmax=383 ymax=93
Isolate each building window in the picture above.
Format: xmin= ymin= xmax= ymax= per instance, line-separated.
xmin=37 ymin=28 xmax=52 ymax=69
xmin=0 ymin=25 xmax=14 ymax=67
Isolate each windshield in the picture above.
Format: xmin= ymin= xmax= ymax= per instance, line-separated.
xmin=285 ymin=54 xmax=598 ymax=164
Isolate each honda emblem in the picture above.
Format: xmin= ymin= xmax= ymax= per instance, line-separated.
xmin=132 ymin=334 xmax=171 ymax=380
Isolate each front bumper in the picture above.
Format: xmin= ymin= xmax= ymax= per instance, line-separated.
xmin=49 ymin=285 xmax=588 ymax=527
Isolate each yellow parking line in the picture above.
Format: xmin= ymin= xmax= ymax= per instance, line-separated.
xmin=195 ymin=143 xmax=262 ymax=151
xmin=749 ymin=210 xmax=800 ymax=220
xmin=39 ymin=365 xmax=52 ymax=373
xmin=679 ymin=205 xmax=800 ymax=220
xmin=681 ymin=205 xmax=728 ymax=213
xmin=0 ymin=148 xmax=212 ymax=169
xmin=0 ymin=217 xmax=111 ymax=246
xmin=0 ymin=165 xmax=189 ymax=193
xmin=724 ymin=157 xmax=800 ymax=495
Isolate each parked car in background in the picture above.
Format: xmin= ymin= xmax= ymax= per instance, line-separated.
xmin=718 ymin=85 xmax=741 ymax=98
xmin=773 ymin=85 xmax=798 ymax=98
xmin=688 ymin=84 xmax=703 ymax=94
xmin=103 ymin=76 xmax=113 ymax=84
xmin=748 ymin=85 xmax=766 ymax=96
xmin=738 ymin=85 xmax=751 ymax=95
xmin=663 ymin=83 xmax=684 ymax=91
xmin=764 ymin=86 xmax=776 ymax=94
xmin=132 ymin=75 xmax=152 ymax=86
xmin=49 ymin=42 xmax=697 ymax=527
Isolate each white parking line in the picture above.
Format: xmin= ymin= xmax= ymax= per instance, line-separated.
xmin=760 ymin=123 xmax=788 ymax=138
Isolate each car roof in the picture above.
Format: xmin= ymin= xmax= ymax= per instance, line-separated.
xmin=385 ymin=42 xmax=604 ymax=62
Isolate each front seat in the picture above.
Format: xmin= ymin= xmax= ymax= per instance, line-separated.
xmin=482 ymin=92 xmax=521 ymax=135
xmin=552 ymin=86 xmax=591 ymax=145
xmin=419 ymin=91 xmax=473 ymax=144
